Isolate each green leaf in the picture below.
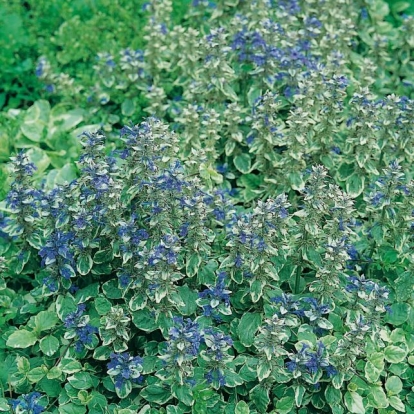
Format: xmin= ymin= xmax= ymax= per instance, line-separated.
xmin=249 ymin=385 xmax=270 ymax=413
xmin=344 ymin=392 xmax=365 ymax=414
xmin=388 ymin=396 xmax=405 ymax=412
xmin=234 ymin=154 xmax=252 ymax=174
xmin=221 ymin=83 xmax=239 ymax=101
xmin=176 ymin=285 xmax=198 ymax=316
xmin=121 ymin=99 xmax=136 ymax=117
xmin=325 ymin=385 xmax=342 ymax=405
xmin=93 ymin=346 xmax=112 ymax=361
xmin=67 ymin=372 xmax=93 ymax=390
xmin=50 ymin=108 xmax=83 ymax=132
xmin=257 ymin=359 xmax=272 ymax=381
xmin=59 ymin=358 xmax=82 ymax=374
xmin=235 ymin=401 xmax=250 ymax=414
xmin=93 ymin=249 xmax=113 ymax=264
xmin=223 ymin=370 xmax=243 ymax=387
xmin=369 ymin=352 xmax=385 ymax=370
xmin=141 ymin=384 xmax=172 ymax=404
xmin=75 ymin=283 xmax=99 ymax=303
xmin=77 ymin=390 xmax=91 ymax=405
xmin=47 ymin=367 xmax=62 ymax=380
xmin=385 ymin=303 xmax=409 ymax=326
xmin=129 ymin=293 xmax=147 ymax=311
xmin=365 ymin=361 xmax=383 ymax=383
xmin=337 ymin=162 xmax=355 ymax=181
xmin=21 ymin=121 xmax=45 ymax=142
xmin=247 ymin=86 xmax=262 ymax=107
xmin=288 ymin=171 xmax=305 ymax=191
xmin=38 ymin=377 xmax=61 ymax=397
xmin=55 ymin=164 xmax=78 ymax=185
xmin=132 ymin=309 xmax=158 ymax=332
xmin=27 ymin=367 xmax=47 ymax=383
xmin=94 ymin=297 xmax=112 ymax=315
xmin=56 ymin=295 xmax=77 ymax=320
xmin=368 ymin=385 xmax=389 ymax=409
xmin=394 ymin=271 xmax=413 ymax=302
xmin=115 ymin=380 xmax=132 ymax=399
xmin=40 ymin=335 xmax=60 ymax=356
xmin=225 ymin=140 xmax=236 ymax=156
xmin=17 ymin=356 xmax=30 ymax=373
xmin=186 ymin=253 xmax=202 ymax=277
xmin=102 ymin=279 xmax=122 ymax=299
xmin=173 ymin=384 xmax=193 ymax=406
xmin=237 ymin=173 xmax=263 ymax=189
xmin=6 ymin=329 xmax=38 ymax=348
xmin=237 ymin=312 xmax=262 ymax=347
xmin=378 ymin=245 xmax=398 ymax=264
xmin=89 ymin=391 xmax=107 ymax=410
xmin=294 ymin=385 xmax=306 ymax=407
xmin=198 ymin=260 xmax=218 ymax=285
xmin=59 ymin=404 xmax=87 ymax=414
xmin=35 ymin=311 xmax=59 ymax=332
xmin=346 ymin=174 xmax=365 ymax=197
xmin=384 ymin=345 xmax=407 ymax=363
xmin=276 ymin=396 xmax=294 ymax=414
xmin=311 ymin=393 xmax=325 ymax=409
xmin=385 ymin=376 xmax=403 ymax=395
xmin=0 ymin=398 xmax=10 ymax=411
xmin=77 ymin=254 xmax=93 ymax=276
xmin=250 ymin=279 xmax=265 ymax=303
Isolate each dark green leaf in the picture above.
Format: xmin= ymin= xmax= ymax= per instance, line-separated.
xmin=140 ymin=384 xmax=172 ymax=404
xmin=237 ymin=312 xmax=262 ymax=347
xmin=39 ymin=335 xmax=59 ymax=356
xmin=234 ymin=154 xmax=252 ymax=174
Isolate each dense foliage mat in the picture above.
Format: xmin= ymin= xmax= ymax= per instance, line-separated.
xmin=0 ymin=1 xmax=413 ymax=414
xmin=0 ymin=119 xmax=413 ymax=413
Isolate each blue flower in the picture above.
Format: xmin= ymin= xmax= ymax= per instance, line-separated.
xmin=302 ymin=297 xmax=330 ymax=321
xmin=286 ymin=361 xmax=297 ymax=372
xmin=75 ymin=325 xmax=98 ymax=351
xmin=325 ymin=364 xmax=338 ymax=377
xmin=205 ymin=368 xmax=226 ymax=387
xmin=360 ymin=7 xmax=369 ymax=19
xmin=45 ymin=84 xmax=55 ymax=93
xmin=10 ymin=392 xmax=45 ymax=414
xmin=118 ymin=270 xmax=132 ymax=288
xmin=199 ymin=272 xmax=231 ymax=317
xmin=64 ymin=304 xmax=97 ymax=351
xmin=64 ymin=304 xmax=87 ymax=329
xmin=234 ymin=254 xmax=243 ymax=268
xmin=271 ymin=293 xmax=304 ymax=317
xmin=162 ymin=317 xmax=204 ymax=365
xmin=216 ymin=164 xmax=228 ymax=174
xmin=42 ymin=277 xmax=58 ymax=292
xmin=108 ymin=352 xmax=144 ymax=389
xmin=39 ymin=230 xmax=74 ymax=267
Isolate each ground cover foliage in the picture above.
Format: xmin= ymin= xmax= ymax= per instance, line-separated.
xmin=0 ymin=0 xmax=413 ymax=413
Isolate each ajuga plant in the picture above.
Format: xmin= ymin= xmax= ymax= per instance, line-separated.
xmin=31 ymin=0 xmax=414 ymax=203
xmin=0 ymin=119 xmax=413 ymax=414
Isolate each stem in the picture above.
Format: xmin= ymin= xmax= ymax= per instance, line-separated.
xmin=365 ymin=208 xmax=386 ymax=276
xmin=378 ymin=151 xmax=384 ymax=168
xmin=295 ymin=230 xmax=307 ymax=294
xmin=295 ymin=250 xmax=303 ymax=294
xmin=295 ymin=253 xmax=302 ymax=295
